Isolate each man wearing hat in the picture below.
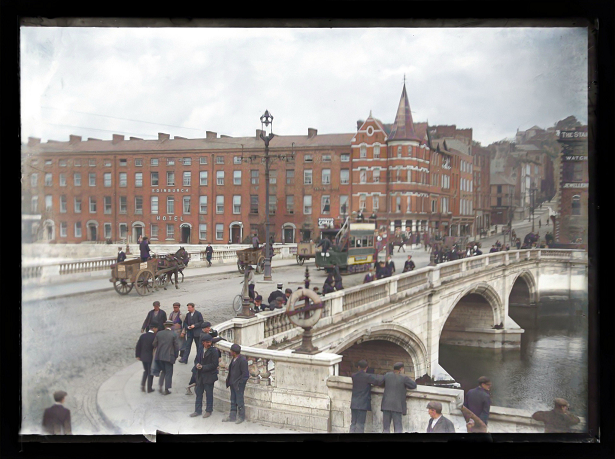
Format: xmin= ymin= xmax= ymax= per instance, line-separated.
xmin=426 ymin=401 xmax=455 ymax=433
xmin=377 ymin=362 xmax=417 ymax=433
xmin=179 ymin=303 xmax=204 ymax=364
xmin=267 ymin=284 xmax=286 ymax=306
xmin=199 ymin=321 xmax=218 ymax=341
xmin=531 ymin=398 xmax=581 ymax=433
xmin=135 ymin=322 xmax=159 ymax=393
xmin=189 ymin=334 xmax=221 ymax=418
xmin=168 ymin=302 xmax=185 ymax=358
xmin=152 ymin=320 xmax=181 ymax=395
xmin=141 ymin=301 xmax=167 ymax=334
xmin=464 ymin=376 xmax=492 ymax=426
xmin=117 ymin=246 xmax=126 ymax=263
xmin=402 ymin=255 xmax=415 ymax=273
xmin=42 ymin=390 xmax=72 ymax=435
xmin=349 ymin=360 xmax=384 ymax=433
xmin=222 ymin=343 xmax=250 ymax=424
xmin=139 ymin=236 xmax=151 ymax=262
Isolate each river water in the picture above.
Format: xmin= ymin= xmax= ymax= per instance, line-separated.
xmin=438 ymin=291 xmax=589 ymax=420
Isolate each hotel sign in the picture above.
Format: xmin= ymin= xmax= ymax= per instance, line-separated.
xmin=151 ymin=188 xmax=191 ymax=193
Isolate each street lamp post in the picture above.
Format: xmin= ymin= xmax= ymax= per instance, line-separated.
xmin=530 ymin=183 xmax=537 ymax=233
xmin=260 ymin=110 xmax=275 ymax=282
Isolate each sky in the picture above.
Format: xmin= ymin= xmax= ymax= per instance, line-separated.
xmin=20 ymin=27 xmax=588 ymax=146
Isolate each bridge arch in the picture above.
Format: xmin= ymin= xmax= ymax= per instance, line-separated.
xmin=508 ymin=270 xmax=539 ymax=306
xmin=331 ymin=323 xmax=429 ymax=379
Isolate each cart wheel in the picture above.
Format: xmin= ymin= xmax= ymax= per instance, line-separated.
xmin=296 ymin=255 xmax=305 ymax=266
xmin=232 ymin=294 xmax=243 ymax=315
xmin=113 ymin=279 xmax=133 ymax=295
xmin=135 ymin=270 xmax=155 ymax=296
xmin=256 ymin=256 xmax=265 ymax=274
xmin=238 ymin=261 xmax=246 ymax=274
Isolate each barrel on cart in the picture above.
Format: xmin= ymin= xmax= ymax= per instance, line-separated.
xmin=237 ymin=246 xmax=266 ymax=274
xmin=109 ymin=254 xmax=180 ymax=296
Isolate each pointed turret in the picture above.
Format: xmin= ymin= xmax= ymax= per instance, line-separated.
xmin=389 ymin=83 xmax=421 ymax=142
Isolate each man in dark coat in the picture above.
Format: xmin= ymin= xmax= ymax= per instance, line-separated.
xmin=531 ymin=398 xmax=581 ymax=433
xmin=152 ymin=320 xmax=181 ymax=395
xmin=322 ymin=277 xmax=336 ymax=294
xmin=267 ymin=284 xmax=286 ymax=305
xmin=377 ymin=362 xmax=417 ymax=433
xmin=316 ymin=237 xmax=332 ymax=255
xmin=135 ymin=323 xmax=159 ymax=393
xmin=426 ymin=401 xmax=455 ymax=433
xmin=349 ymin=360 xmax=384 ymax=433
xmin=386 ymin=256 xmax=396 ymax=277
xmin=363 ymin=268 xmax=375 ymax=284
xmin=139 ymin=236 xmax=151 ymax=262
xmin=332 ymin=264 xmax=343 ymax=290
xmin=402 ymin=255 xmax=415 ymax=273
xmin=117 ymin=247 xmax=126 ymax=263
xmin=42 ymin=390 xmax=72 ymax=435
xmin=375 ymin=261 xmax=387 ymax=279
xmin=189 ymin=334 xmax=221 ymax=418
xmin=205 ymin=243 xmax=214 ymax=267
xmin=464 ymin=376 xmax=492 ymax=426
xmin=222 ymin=343 xmax=250 ymax=424
xmin=179 ymin=303 xmax=204 ymax=364
xmin=141 ymin=301 xmax=167 ymax=333
xmin=251 ymin=233 xmax=260 ymax=249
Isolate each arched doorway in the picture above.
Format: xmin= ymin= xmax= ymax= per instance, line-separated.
xmin=42 ymin=219 xmax=55 ymax=241
xmin=86 ymin=220 xmax=99 ymax=242
xmin=282 ymin=223 xmax=296 ymax=243
xmin=229 ymin=222 xmax=243 ymax=244
xmin=132 ymin=221 xmax=145 ymax=243
xmin=180 ymin=223 xmax=192 ymax=244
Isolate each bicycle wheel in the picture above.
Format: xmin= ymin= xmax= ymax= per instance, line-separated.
xmin=232 ymin=294 xmax=243 ymax=315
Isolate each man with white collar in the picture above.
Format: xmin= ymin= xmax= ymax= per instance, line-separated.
xmin=426 ymin=401 xmax=455 ymax=433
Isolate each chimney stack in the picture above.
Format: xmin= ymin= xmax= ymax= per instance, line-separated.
xmin=206 ymin=131 xmax=217 ymax=140
xmin=27 ymin=137 xmax=41 ymax=146
xmin=158 ymin=133 xmax=170 ymax=141
xmin=69 ymin=135 xmax=82 ymax=143
xmin=308 ymin=128 xmax=317 ymax=139
xmin=112 ymin=134 xmax=124 ymax=144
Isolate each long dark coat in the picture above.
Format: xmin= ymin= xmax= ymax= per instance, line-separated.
xmin=350 ymin=370 xmax=384 ymax=411
xmin=135 ymin=330 xmax=157 ymax=362
xmin=194 ymin=346 xmax=221 ymax=385
xmin=152 ymin=328 xmax=180 ymax=363
xmin=378 ymin=371 xmax=417 ymax=414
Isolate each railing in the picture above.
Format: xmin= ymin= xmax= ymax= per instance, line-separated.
xmin=22 ymin=265 xmax=43 ymax=279
xmin=59 ymin=256 xmax=121 ymax=275
xmin=397 ymin=271 xmax=430 ymax=292
xmin=440 ymin=263 xmax=462 ymax=279
xmin=343 ymin=282 xmax=389 ymax=311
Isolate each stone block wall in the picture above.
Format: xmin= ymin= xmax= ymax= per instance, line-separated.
xmin=337 ymin=340 xmax=415 ymax=378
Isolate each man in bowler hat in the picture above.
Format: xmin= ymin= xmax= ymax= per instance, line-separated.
xmin=377 ymin=362 xmax=417 ymax=433
xmin=426 ymin=401 xmax=455 ymax=433
xmin=189 ymin=334 xmax=221 ymax=418
xmin=349 ymin=360 xmax=383 ymax=433
xmin=222 ymin=343 xmax=250 ymax=424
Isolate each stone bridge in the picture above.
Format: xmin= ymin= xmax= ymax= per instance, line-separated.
xmin=210 ymin=249 xmax=587 ymax=433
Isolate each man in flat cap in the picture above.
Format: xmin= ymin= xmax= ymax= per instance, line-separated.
xmin=531 ymin=398 xmax=581 ymax=433
xmin=377 ymin=362 xmax=417 ymax=433
xmin=42 ymin=390 xmax=72 ymax=435
xmin=426 ymin=401 xmax=455 ymax=433
xmin=267 ymin=284 xmax=286 ymax=306
xmin=464 ymin=376 xmax=492 ymax=427
xmin=222 ymin=343 xmax=250 ymax=424
xmin=152 ymin=320 xmax=181 ymax=395
xmin=141 ymin=301 xmax=167 ymax=333
xmin=349 ymin=360 xmax=384 ymax=433
xmin=135 ymin=322 xmax=159 ymax=393
xmin=189 ymin=334 xmax=220 ymax=418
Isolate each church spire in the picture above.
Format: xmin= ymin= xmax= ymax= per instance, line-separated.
xmin=389 ymin=82 xmax=421 ymax=142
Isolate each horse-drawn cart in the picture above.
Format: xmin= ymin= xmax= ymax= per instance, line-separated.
xmin=296 ymin=241 xmax=316 ymax=265
xmin=237 ymin=246 xmax=266 ymax=274
xmin=110 ymin=254 xmax=182 ymax=296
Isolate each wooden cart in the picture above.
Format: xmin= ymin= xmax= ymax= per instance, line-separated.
xmin=296 ymin=241 xmax=316 ymax=265
xmin=236 ymin=246 xmax=266 ymax=274
xmin=109 ymin=255 xmax=180 ymax=296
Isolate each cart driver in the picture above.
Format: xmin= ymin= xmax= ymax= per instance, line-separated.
xmin=140 ymin=236 xmax=151 ymax=262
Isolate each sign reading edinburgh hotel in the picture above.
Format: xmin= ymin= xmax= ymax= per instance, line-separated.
xmin=151 ymin=187 xmax=191 ymax=221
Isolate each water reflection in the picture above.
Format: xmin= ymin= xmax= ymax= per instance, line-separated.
xmin=439 ymin=296 xmax=588 ymax=420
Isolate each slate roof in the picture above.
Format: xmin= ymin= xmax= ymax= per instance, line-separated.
xmin=388 ymin=83 xmax=422 ymax=142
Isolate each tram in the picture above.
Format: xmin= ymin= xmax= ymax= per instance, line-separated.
xmin=315 ymin=217 xmax=376 ymax=274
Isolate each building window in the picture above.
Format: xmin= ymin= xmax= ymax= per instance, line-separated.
xmin=233 ymin=170 xmax=242 ymax=185
xmin=57 ymin=173 xmax=66 ymax=187
xmin=269 ymin=170 xmax=277 ymax=184
xmin=216 ymin=171 xmax=224 ymax=186
xmin=89 ymin=159 xmax=96 ymax=167
xmin=373 ymin=169 xmax=380 ymax=183
xmin=340 ymin=169 xmax=349 ymax=185
xmin=119 ymin=172 xmax=127 ymax=187
xmin=269 ymin=196 xmax=277 ymax=215
xmin=104 ymin=196 xmax=112 ymax=214
xmin=250 ymin=195 xmax=259 ymax=214
xmin=286 ymin=169 xmax=294 ymax=184
xmin=104 ymin=223 xmax=111 ymax=239
xmin=135 ymin=172 xmax=143 ymax=187
xmin=74 ymin=197 xmax=82 ymax=213
xmin=572 ymin=163 xmax=583 ymax=182
xmin=360 ymin=145 xmax=367 ymax=158
xmin=75 ymin=222 xmax=82 ymax=238
xmin=60 ymin=195 xmax=67 ymax=213
xmin=183 ymin=157 xmax=191 ymax=166
xmin=397 ymin=146 xmax=402 ymax=158
xmin=321 ymin=195 xmax=330 ymax=214
xmin=103 ymin=172 xmax=112 ymax=187
xmin=216 ymin=156 xmax=224 ymax=164
xmin=167 ymin=172 xmax=175 ymax=186
xmin=45 ymin=195 xmax=53 ymax=211
xmin=74 ymin=173 xmax=81 ymax=186
xmin=183 ymin=196 xmax=191 ymax=214
xmin=572 ymin=195 xmax=581 ymax=216
xmin=251 ymin=170 xmax=259 ymax=185
xmin=199 ymin=171 xmax=208 ymax=186
xmin=216 ymin=224 xmax=224 ymax=240
xmin=200 ymin=157 xmax=208 ymax=165
xmin=119 ymin=223 xmax=127 ymax=239
xmin=30 ymin=173 xmax=38 ymax=188
xmin=89 ymin=197 xmax=97 ymax=213
xmin=151 ymin=196 xmax=158 ymax=214
xmin=304 ymin=170 xmax=312 ymax=185
xmin=150 ymin=224 xmax=158 ymax=239
xmin=431 ymin=200 xmax=436 ymax=212
xmin=322 ymin=169 xmax=331 ymax=185
xmin=31 ymin=196 xmax=38 ymax=213
xmin=373 ymin=195 xmax=379 ymax=211
xmin=183 ymin=171 xmax=191 ymax=186
xmin=304 ymin=154 xmax=313 ymax=163
xmin=341 ymin=153 xmax=350 ymax=162
xmin=233 ymin=156 xmax=242 ymax=165
xmin=216 ymin=196 xmax=224 ymax=214
xmin=135 ymin=159 xmax=143 ymax=167
xmin=166 ymin=224 xmax=174 ymax=239
xmin=199 ymin=196 xmax=207 ymax=214
xmin=167 ymin=158 xmax=175 ymax=166
xmin=74 ymin=159 xmax=81 ymax=166
xmin=233 ymin=195 xmax=241 ymax=214
xmin=119 ymin=196 xmax=127 ymax=214
xmin=167 ymin=196 xmax=175 ymax=214
xmin=359 ymin=195 xmax=366 ymax=211
xmin=60 ymin=222 xmax=67 ymax=237
xmin=286 ymin=195 xmax=294 ymax=214
xmin=44 ymin=159 xmax=52 ymax=166
xmin=374 ymin=144 xmax=380 ymax=158
xmin=151 ymin=158 xmax=159 ymax=166
xmin=45 ymin=173 xmax=53 ymax=186
xmin=340 ymin=195 xmax=348 ymax=215
xmin=151 ymin=172 xmax=159 ymax=186
xmin=322 ymin=154 xmax=331 ymax=162
xmin=59 ymin=159 xmax=67 ymax=167
xmin=360 ymin=170 xmax=367 ymax=184
xmin=135 ymin=196 xmax=143 ymax=214
xmin=199 ymin=224 xmax=207 ymax=240
xmin=303 ymin=195 xmax=312 ymax=214
xmin=119 ymin=159 xmax=127 ymax=166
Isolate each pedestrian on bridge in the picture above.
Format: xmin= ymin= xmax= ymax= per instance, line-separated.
xmin=42 ymin=391 xmax=72 ymax=435
xmin=152 ymin=320 xmax=181 ymax=395
xmin=169 ymin=302 xmax=185 ymax=357
xmin=135 ymin=323 xmax=158 ymax=393
xmin=189 ymin=333 xmax=221 ymax=418
xmin=179 ymin=303 xmax=204 ymax=364
xmin=363 ymin=268 xmax=376 ymax=283
xmin=117 ymin=247 xmax=126 ymax=263
xmin=139 ymin=236 xmax=151 ymax=262
xmin=531 ymin=398 xmax=580 ymax=433
xmin=464 ymin=376 xmax=492 ymax=427
xmin=349 ymin=360 xmax=384 ymax=433
xmin=377 ymin=362 xmax=417 ymax=433
xmin=426 ymin=401 xmax=455 ymax=433
xmin=222 ymin=344 xmax=250 ymax=424
xmin=386 ymin=256 xmax=396 ymax=277
xmin=205 ymin=243 xmax=214 ymax=267
xmin=402 ymin=255 xmax=415 ymax=273
xmin=141 ymin=301 xmax=167 ymax=334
